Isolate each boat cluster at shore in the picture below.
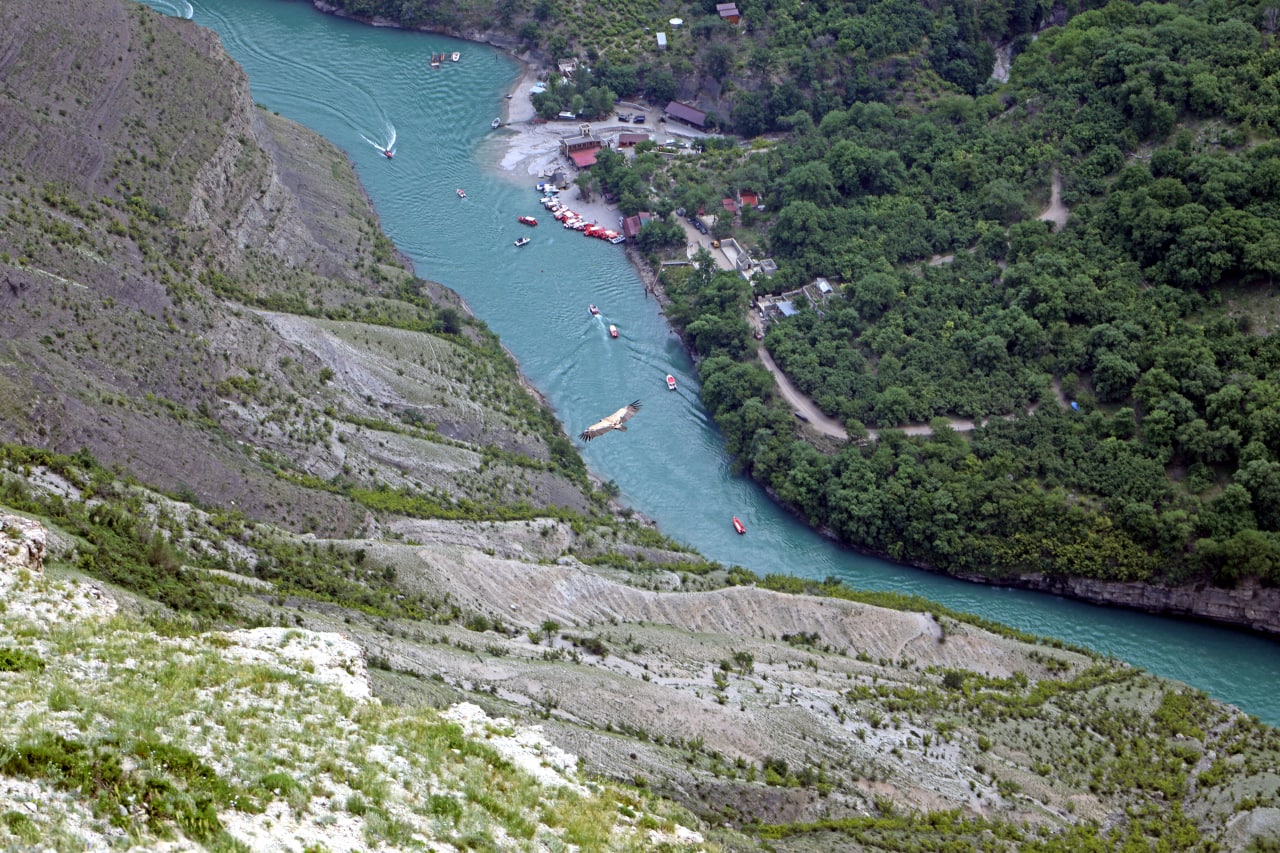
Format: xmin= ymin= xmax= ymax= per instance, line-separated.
xmin=539 ymin=187 xmax=625 ymax=244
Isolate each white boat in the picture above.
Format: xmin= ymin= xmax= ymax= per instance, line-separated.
xmin=589 ymin=304 xmax=600 ymax=316
xmin=491 ymin=118 xmax=501 ymax=129
xmin=456 ymin=188 xmax=466 ymax=199
xmin=608 ymin=324 xmax=618 ymax=338
xmin=514 ymin=236 xmax=530 ymax=247
xmin=451 ymin=51 xmax=461 ymax=62
xmin=666 ymin=374 xmax=677 ymax=391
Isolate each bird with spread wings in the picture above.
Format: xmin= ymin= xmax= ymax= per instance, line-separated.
xmin=578 ymin=400 xmax=641 ymax=441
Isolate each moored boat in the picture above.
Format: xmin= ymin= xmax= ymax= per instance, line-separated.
xmin=452 ymin=51 xmax=461 ymax=62
xmin=732 ymin=516 xmax=746 ymax=535
xmin=666 ymin=374 xmax=677 ymax=391
xmin=456 ymin=188 xmax=466 ymax=199
xmin=491 ymin=117 xmax=501 ymax=129
xmin=513 ymin=236 xmax=530 ymax=247
xmin=518 ymin=215 xmax=538 ymax=226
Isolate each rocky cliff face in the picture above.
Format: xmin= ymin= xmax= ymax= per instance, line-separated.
xmin=1000 ymin=573 xmax=1280 ymax=636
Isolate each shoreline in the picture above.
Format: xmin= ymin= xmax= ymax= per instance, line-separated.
xmin=490 ymin=58 xmax=640 ymax=249
xmin=297 ymin=0 xmax=1280 ymax=655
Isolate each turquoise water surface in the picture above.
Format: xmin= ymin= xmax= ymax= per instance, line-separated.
xmin=147 ymin=0 xmax=1280 ymax=724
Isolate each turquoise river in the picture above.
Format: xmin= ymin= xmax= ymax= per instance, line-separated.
xmin=146 ymin=0 xmax=1280 ymax=724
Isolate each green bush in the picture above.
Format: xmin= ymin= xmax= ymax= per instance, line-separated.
xmin=0 ymin=648 xmax=45 ymax=673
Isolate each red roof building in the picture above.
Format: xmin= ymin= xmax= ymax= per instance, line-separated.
xmin=616 ymin=132 xmax=650 ymax=148
xmin=721 ymin=197 xmax=739 ymax=214
xmin=740 ymin=190 xmax=759 ymax=207
xmin=560 ymin=133 xmax=602 ymax=168
xmin=622 ymin=211 xmax=655 ymax=239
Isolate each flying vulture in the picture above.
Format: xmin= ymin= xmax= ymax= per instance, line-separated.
xmin=578 ymin=400 xmax=642 ymax=441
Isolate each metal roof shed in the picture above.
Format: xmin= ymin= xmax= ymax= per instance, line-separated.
xmin=664 ymin=101 xmax=708 ymax=128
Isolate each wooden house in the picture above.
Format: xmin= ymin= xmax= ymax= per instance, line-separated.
xmin=716 ymin=3 xmax=740 ymax=24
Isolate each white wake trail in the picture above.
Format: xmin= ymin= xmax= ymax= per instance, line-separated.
xmin=359 ymin=123 xmax=396 ymax=154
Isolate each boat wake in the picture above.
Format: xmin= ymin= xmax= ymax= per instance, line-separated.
xmin=148 ymin=0 xmax=194 ymax=18
xmin=359 ymin=123 xmax=397 ymax=157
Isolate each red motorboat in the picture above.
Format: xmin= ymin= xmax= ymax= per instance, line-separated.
xmin=518 ymin=215 xmax=538 ymax=226
xmin=732 ymin=516 xmax=746 ymax=535
xmin=382 ymin=148 xmax=394 ymax=159
xmin=666 ymin=374 xmax=677 ymax=391
xmin=456 ymin=188 xmax=466 ymax=199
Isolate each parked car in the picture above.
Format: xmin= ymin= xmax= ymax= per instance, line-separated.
xmin=695 ymin=221 xmax=709 ymax=235
xmin=632 ymin=114 xmax=646 ymax=123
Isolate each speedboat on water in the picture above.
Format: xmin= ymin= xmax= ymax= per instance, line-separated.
xmin=456 ymin=188 xmax=466 ymax=199
xmin=732 ymin=516 xmax=746 ymax=535
xmin=514 ymin=236 xmax=530 ymax=247
xmin=452 ymin=51 xmax=461 ymax=62
xmin=589 ymin=304 xmax=600 ymax=316
xmin=382 ymin=148 xmax=394 ymax=159
xmin=608 ymin=324 xmax=618 ymax=338
xmin=518 ymin=216 xmax=538 ymax=226
xmin=666 ymin=374 xmax=677 ymax=391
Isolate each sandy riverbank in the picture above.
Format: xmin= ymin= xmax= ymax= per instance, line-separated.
xmin=492 ymin=59 xmax=634 ymax=234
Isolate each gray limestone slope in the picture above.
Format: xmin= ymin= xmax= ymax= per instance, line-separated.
xmin=0 ymin=0 xmax=592 ymax=534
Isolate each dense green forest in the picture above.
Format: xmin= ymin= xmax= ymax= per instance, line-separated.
xmin=323 ymin=0 xmax=1280 ymax=589
xmin=656 ymin=0 xmax=1280 ymax=588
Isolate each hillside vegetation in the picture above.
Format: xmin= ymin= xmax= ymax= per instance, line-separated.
xmin=3 ymin=0 xmax=1280 ymax=848
xmin=0 ymin=0 xmax=596 ymax=538
xmin=6 ymin=456 xmax=1280 ymax=851
xmin=643 ymin=0 xmax=1280 ymax=599
xmin=330 ymin=0 xmax=1280 ymax=609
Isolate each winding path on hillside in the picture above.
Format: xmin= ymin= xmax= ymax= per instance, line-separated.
xmin=752 ymin=169 xmax=1071 ymax=441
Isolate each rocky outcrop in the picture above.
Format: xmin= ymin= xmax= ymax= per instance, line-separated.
xmin=0 ymin=513 xmax=45 ymax=575
xmin=1004 ymin=573 xmax=1280 ymax=636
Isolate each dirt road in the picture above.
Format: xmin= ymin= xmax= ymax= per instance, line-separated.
xmin=752 ymin=168 xmax=1071 ymax=441
xmin=757 ymin=346 xmax=849 ymax=439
